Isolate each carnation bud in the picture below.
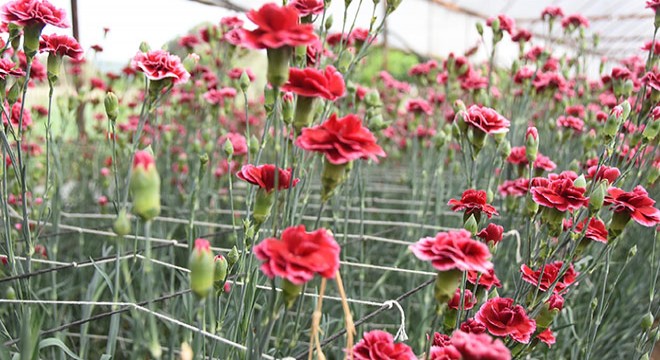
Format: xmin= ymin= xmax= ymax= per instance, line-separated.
xmin=46 ymin=53 xmax=62 ymax=82
xmin=628 ymin=244 xmax=638 ymax=260
xmin=325 ymin=15 xmax=334 ymax=30
xmin=5 ymin=286 xmax=16 ymax=300
xmin=321 ymin=160 xmax=349 ymax=202
xmin=476 ymin=22 xmax=484 ymax=36
xmin=499 ymin=140 xmax=511 ymax=159
xmin=139 ymin=41 xmax=151 ymax=53
xmin=249 ymin=135 xmax=259 ymax=157
xmin=648 ymin=165 xmax=660 ymax=185
xmin=227 ymin=246 xmax=239 ymax=266
xmin=214 ymin=254 xmax=228 ymax=282
xmin=338 ymin=51 xmax=353 ymax=73
xmin=182 ymin=53 xmax=200 ymax=73
xmin=189 ymin=238 xmax=215 ymax=297
xmin=239 ymin=71 xmax=251 ymax=92
xmin=643 ymin=119 xmax=660 ymax=140
xmin=104 ymin=92 xmax=119 ymax=122
xmin=266 ymin=47 xmax=292 ymax=87
xmin=573 ymin=175 xmax=587 ymax=188
xmin=434 ymin=270 xmax=462 ymax=307
xmin=8 ymin=80 xmax=21 ymax=104
xmin=525 ymin=126 xmax=539 ymax=163
xmin=589 ymin=181 xmax=606 ymax=212
xmin=282 ymin=93 xmax=295 ymax=125
xmin=282 ymin=278 xmax=303 ymax=308
xmin=253 ymin=188 xmax=275 ymax=226
xmin=129 ymin=149 xmax=161 ymax=220
xmin=386 ymin=0 xmax=402 ymax=14
xmin=490 ymin=18 xmax=501 ymax=33
xmin=223 ymin=139 xmax=234 ymax=157
xmin=364 ymin=90 xmax=381 ymax=107
xmin=113 ymin=209 xmax=132 ymax=237
xmin=642 ymin=312 xmax=654 ymax=330
xmin=199 ymin=153 xmax=209 ymax=166
xmin=463 ymin=214 xmax=478 ymax=235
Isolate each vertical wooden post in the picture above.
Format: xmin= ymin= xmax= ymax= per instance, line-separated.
xmin=71 ymin=0 xmax=80 ymax=41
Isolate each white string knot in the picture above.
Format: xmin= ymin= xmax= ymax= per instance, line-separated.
xmin=383 ymin=300 xmax=408 ymax=342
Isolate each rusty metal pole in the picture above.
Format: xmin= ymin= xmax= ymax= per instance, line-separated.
xmin=382 ymin=0 xmax=388 ymax=71
xmin=71 ymin=0 xmax=80 ymax=41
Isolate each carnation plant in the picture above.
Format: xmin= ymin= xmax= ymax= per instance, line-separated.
xmin=0 ymin=0 xmax=660 ymax=359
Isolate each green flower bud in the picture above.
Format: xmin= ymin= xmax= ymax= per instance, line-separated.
xmin=113 ymin=209 xmax=132 ymax=237
xmin=129 ymin=149 xmax=161 ymax=221
xmin=139 ymin=41 xmax=151 ymax=53
xmin=253 ymin=188 xmax=275 ymax=226
xmin=325 ymin=15 xmax=333 ymax=30
xmin=239 ymin=71 xmax=251 ymax=92
xmin=364 ymin=90 xmax=381 ymax=107
xmin=434 ymin=270 xmax=462 ymax=304
xmin=214 ymin=255 xmax=228 ymax=282
xmin=227 ymin=246 xmax=239 ymax=267
xmin=189 ymin=238 xmax=215 ymax=298
xmin=476 ymin=22 xmax=484 ymax=36
xmin=642 ymin=313 xmax=654 ymax=330
xmin=464 ymin=214 xmax=478 ymax=235
xmin=223 ymin=139 xmax=234 ymax=157
xmin=104 ymin=92 xmax=119 ymax=122
xmin=5 ymin=286 xmax=16 ymax=300
xmin=574 ymin=175 xmax=587 ymax=188
xmin=282 ymin=278 xmax=303 ymax=308
xmin=266 ymin=47 xmax=292 ymax=87
xmin=46 ymin=53 xmax=62 ymax=83
xmin=321 ymin=159 xmax=349 ymax=202
xmin=182 ymin=53 xmax=199 ymax=73
xmin=249 ymin=135 xmax=259 ymax=157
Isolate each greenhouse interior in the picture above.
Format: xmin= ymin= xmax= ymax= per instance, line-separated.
xmin=1 ymin=0 xmax=660 ymax=359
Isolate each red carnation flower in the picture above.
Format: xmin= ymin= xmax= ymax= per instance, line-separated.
xmin=253 ymin=225 xmax=340 ymax=285
xmin=486 ymin=14 xmax=516 ymax=35
xmin=450 ymin=330 xmax=512 ymax=360
xmin=410 ymin=229 xmax=493 ymax=273
xmin=467 ymin=268 xmax=502 ymax=290
xmin=477 ymin=223 xmax=504 ymax=245
xmin=448 ymin=288 xmax=477 ymax=310
xmin=541 ymin=6 xmax=564 ymax=19
xmin=520 ymin=261 xmax=577 ymax=294
xmin=429 ymin=345 xmax=461 ymax=360
xmin=605 ymin=185 xmax=660 ymax=227
xmin=475 ymin=297 xmax=536 ymax=344
xmin=39 ymin=33 xmax=83 ymax=60
xmin=1 ymin=0 xmax=69 ymax=28
xmin=236 ymin=164 xmax=300 ymax=193
xmin=0 ymin=58 xmax=25 ymax=79
xmin=237 ymin=3 xmax=317 ymax=49
xmin=290 ymin=0 xmax=325 ymax=16
xmin=353 ymin=330 xmax=416 ymax=360
xmin=448 ymin=189 xmax=499 ymax=219
xmin=561 ymin=14 xmax=589 ymax=29
xmin=531 ymin=178 xmax=589 ymax=212
xmin=460 ymin=318 xmax=487 ymax=334
xmin=647 ymin=0 xmax=660 ymax=11
xmin=131 ymin=50 xmax=190 ymax=85
xmin=133 ymin=150 xmax=155 ymax=170
xmin=564 ymin=217 xmax=608 ymax=243
xmin=281 ymin=65 xmax=345 ymax=101
xmin=405 ymin=98 xmax=433 ymax=116
xmin=295 ymin=113 xmax=386 ymax=165
xmin=556 ymin=115 xmax=584 ymax=132
xmin=463 ymin=105 xmax=510 ymax=135
xmin=537 ymin=328 xmax=556 ymax=347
